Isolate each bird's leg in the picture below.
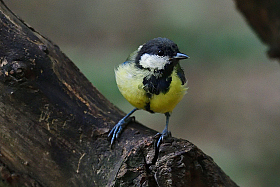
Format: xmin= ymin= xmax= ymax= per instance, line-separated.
xmin=108 ymin=108 xmax=138 ymax=145
xmin=156 ymin=112 xmax=172 ymax=148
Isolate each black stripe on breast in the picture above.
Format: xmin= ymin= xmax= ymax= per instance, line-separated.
xmin=143 ymin=74 xmax=172 ymax=95
xmin=144 ymin=102 xmax=154 ymax=113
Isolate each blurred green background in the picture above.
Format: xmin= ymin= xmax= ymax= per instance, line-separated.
xmin=5 ymin=1 xmax=280 ymax=186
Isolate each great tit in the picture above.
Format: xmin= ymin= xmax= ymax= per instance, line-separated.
xmin=109 ymin=37 xmax=189 ymax=148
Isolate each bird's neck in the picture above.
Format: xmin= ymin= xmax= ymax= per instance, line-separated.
xmin=136 ymin=60 xmax=178 ymax=78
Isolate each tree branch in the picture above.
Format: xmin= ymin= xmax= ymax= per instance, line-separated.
xmin=0 ymin=1 xmax=237 ymax=186
xmin=235 ymin=0 xmax=280 ymax=59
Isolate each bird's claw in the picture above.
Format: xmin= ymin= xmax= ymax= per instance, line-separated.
xmin=148 ymin=131 xmax=172 ymax=166
xmin=156 ymin=130 xmax=172 ymax=148
xmin=108 ymin=116 xmax=135 ymax=145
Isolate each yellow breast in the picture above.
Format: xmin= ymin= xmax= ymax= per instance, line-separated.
xmin=115 ymin=63 xmax=187 ymax=114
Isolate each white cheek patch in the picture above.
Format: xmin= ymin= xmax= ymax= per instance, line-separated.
xmin=139 ymin=54 xmax=169 ymax=70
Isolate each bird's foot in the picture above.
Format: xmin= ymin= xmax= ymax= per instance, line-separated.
xmin=156 ymin=130 xmax=172 ymax=149
xmin=108 ymin=116 xmax=135 ymax=146
xmin=149 ymin=130 xmax=172 ymax=166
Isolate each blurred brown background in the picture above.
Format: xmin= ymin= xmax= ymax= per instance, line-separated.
xmin=5 ymin=1 xmax=280 ymax=186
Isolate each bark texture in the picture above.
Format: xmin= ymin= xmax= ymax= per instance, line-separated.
xmin=235 ymin=0 xmax=280 ymax=59
xmin=0 ymin=1 xmax=244 ymax=186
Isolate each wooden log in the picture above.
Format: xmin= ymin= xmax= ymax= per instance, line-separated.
xmin=0 ymin=1 xmax=238 ymax=186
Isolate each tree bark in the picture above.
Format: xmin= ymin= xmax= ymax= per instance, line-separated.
xmin=0 ymin=1 xmax=238 ymax=186
xmin=235 ymin=0 xmax=280 ymax=60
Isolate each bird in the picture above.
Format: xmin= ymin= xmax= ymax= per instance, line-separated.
xmin=108 ymin=37 xmax=189 ymax=148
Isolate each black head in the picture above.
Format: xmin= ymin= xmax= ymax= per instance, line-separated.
xmin=135 ymin=38 xmax=188 ymax=70
xmin=135 ymin=38 xmax=180 ymax=63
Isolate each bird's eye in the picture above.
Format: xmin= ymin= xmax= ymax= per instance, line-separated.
xmin=157 ymin=50 xmax=164 ymax=56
